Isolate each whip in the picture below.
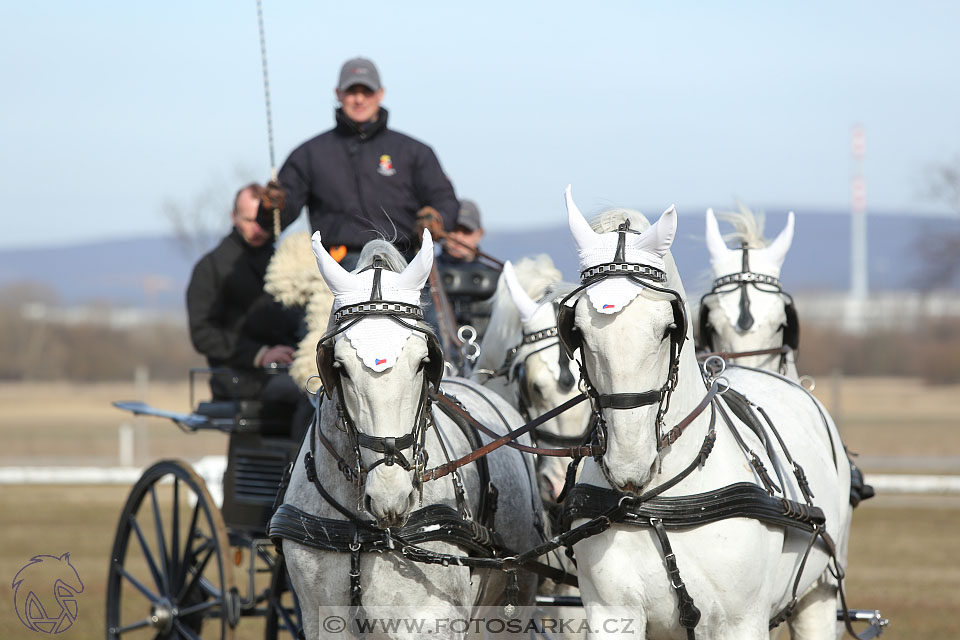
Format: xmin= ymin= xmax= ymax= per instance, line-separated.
xmin=256 ymin=0 xmax=282 ymax=239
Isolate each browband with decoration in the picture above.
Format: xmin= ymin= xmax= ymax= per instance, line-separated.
xmin=521 ymin=327 xmax=559 ymax=345
xmin=711 ymin=272 xmax=782 ymax=289
xmin=580 ymin=262 xmax=667 ymax=283
xmin=333 ymin=301 xmax=425 ymax=324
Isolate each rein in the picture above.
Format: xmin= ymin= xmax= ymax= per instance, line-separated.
xmin=421 ymin=391 xmax=596 ymax=482
xmin=697 ymin=344 xmax=791 ymax=361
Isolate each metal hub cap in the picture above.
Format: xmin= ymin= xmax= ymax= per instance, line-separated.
xmin=149 ymin=598 xmax=174 ymax=633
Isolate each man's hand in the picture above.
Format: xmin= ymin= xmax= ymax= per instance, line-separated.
xmin=415 ymin=206 xmax=445 ymax=244
xmin=261 ymin=180 xmax=286 ymax=212
xmin=259 ymin=345 xmax=295 ymax=367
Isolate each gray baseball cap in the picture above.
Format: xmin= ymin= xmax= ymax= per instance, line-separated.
xmin=338 ymin=57 xmax=381 ymax=92
xmin=457 ymin=199 xmax=482 ymax=231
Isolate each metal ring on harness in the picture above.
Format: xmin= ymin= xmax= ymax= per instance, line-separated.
xmin=702 ymin=355 xmax=726 ymax=380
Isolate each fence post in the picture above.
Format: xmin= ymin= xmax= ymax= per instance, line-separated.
xmin=118 ymin=422 xmax=134 ymax=467
xmin=134 ymin=365 xmax=150 ymax=464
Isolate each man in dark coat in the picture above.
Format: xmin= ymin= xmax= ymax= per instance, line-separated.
xmin=257 ymin=57 xmax=458 ymax=268
xmin=187 ymin=183 xmax=303 ymax=402
xmin=437 ymin=199 xmax=498 ymax=338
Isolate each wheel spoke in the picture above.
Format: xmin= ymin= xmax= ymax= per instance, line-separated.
xmin=274 ymin=599 xmax=299 ymax=636
xmin=170 ymin=477 xmax=181 ymax=590
xmin=149 ymin=485 xmax=171 ymax=595
xmin=114 ymin=561 xmax=161 ymax=603
xmin=128 ymin=514 xmax=166 ymax=594
xmin=111 ymin=616 xmax=153 ymax=633
xmin=177 ymin=598 xmax=222 ymax=618
xmin=176 ymin=501 xmax=202 ymax=594
xmin=173 ymin=619 xmax=204 ymax=640
xmin=177 ymin=545 xmax=216 ymax=602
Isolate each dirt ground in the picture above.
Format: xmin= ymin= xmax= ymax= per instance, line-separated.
xmin=1 ymin=377 xmax=958 ymax=638
xmin=1 ymin=487 xmax=956 ymax=639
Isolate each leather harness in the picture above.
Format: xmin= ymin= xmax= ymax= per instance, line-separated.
xmin=265 ymin=241 xmax=868 ymax=638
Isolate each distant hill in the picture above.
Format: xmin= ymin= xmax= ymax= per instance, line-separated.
xmin=0 ymin=236 xmax=197 ymax=309
xmin=0 ymin=209 xmax=957 ymax=309
xmin=485 ymin=209 xmax=960 ymax=297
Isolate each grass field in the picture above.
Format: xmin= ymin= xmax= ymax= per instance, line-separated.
xmin=1 ymin=377 xmax=959 ymax=638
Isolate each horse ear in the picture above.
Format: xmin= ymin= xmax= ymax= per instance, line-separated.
xmin=646 ymin=204 xmax=677 ymax=255
xmin=502 ymin=261 xmax=539 ymax=324
xmin=59 ymin=552 xmax=70 ymax=561
xmin=312 ymin=231 xmax=358 ymax=296
xmin=705 ymin=208 xmax=732 ymax=264
xmin=396 ymin=229 xmax=434 ymax=292
xmin=565 ymin=185 xmax=598 ymax=255
xmin=765 ymin=211 xmax=795 ymax=269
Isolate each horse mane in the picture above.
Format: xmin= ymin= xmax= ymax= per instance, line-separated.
xmin=716 ymin=201 xmax=768 ymax=248
xmin=591 ymin=207 xmax=652 ymax=234
xmin=475 ymin=255 xmax=562 ymax=371
xmin=355 ymin=239 xmax=408 ymax=272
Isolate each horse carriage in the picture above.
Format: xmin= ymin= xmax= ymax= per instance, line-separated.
xmin=108 ymin=367 xmax=304 ymax=639
xmin=107 ymin=193 xmax=889 ymax=639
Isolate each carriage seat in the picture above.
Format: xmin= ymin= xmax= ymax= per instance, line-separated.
xmin=196 ymin=399 xmax=296 ymax=437
xmin=196 ymin=401 xmax=240 ymax=419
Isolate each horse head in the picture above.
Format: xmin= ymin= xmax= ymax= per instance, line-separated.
xmin=564 ymin=186 xmax=688 ymax=493
xmin=312 ymin=231 xmax=439 ymax=528
xmin=501 ymin=261 xmax=591 ymax=501
xmin=701 ymin=206 xmax=796 ymax=368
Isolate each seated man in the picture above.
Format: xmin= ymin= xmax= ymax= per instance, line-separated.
xmin=186 ymin=183 xmax=305 ymax=416
xmin=439 ymin=199 xmax=485 ymax=264
xmin=437 ymin=199 xmax=498 ymax=338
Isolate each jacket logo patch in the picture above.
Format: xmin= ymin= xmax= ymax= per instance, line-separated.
xmin=377 ymin=154 xmax=396 ymax=177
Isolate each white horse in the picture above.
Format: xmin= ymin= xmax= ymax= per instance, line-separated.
xmin=473 ymin=256 xmax=592 ymax=503
xmin=559 ymin=187 xmax=852 ymax=639
xmin=272 ymin=232 xmax=545 ymax=639
xmin=700 ymin=205 xmax=873 ymax=608
xmin=699 ymin=205 xmax=799 ymax=378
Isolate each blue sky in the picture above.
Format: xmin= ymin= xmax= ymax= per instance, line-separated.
xmin=3 ymin=1 xmax=959 ymax=249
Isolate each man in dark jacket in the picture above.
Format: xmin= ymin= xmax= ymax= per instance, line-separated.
xmin=187 ymin=183 xmax=303 ymax=402
xmin=257 ymin=57 xmax=458 ymax=267
xmin=437 ymin=199 xmax=498 ymax=338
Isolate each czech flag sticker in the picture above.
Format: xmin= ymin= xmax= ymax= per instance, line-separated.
xmin=375 ymin=358 xmax=386 ymax=366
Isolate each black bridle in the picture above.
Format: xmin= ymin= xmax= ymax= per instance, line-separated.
xmin=313 ymin=258 xmax=442 ymax=495
xmin=697 ymin=243 xmax=799 ymax=367
xmin=557 ymin=220 xmax=689 ymax=465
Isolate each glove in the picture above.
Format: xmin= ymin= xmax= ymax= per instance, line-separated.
xmin=415 ymin=206 xmax=445 ymax=244
xmin=261 ymin=180 xmax=286 ymax=212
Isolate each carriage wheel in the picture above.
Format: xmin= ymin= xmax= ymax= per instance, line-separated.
xmin=264 ymin=558 xmax=301 ymax=640
xmin=106 ymin=460 xmax=238 ymax=639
